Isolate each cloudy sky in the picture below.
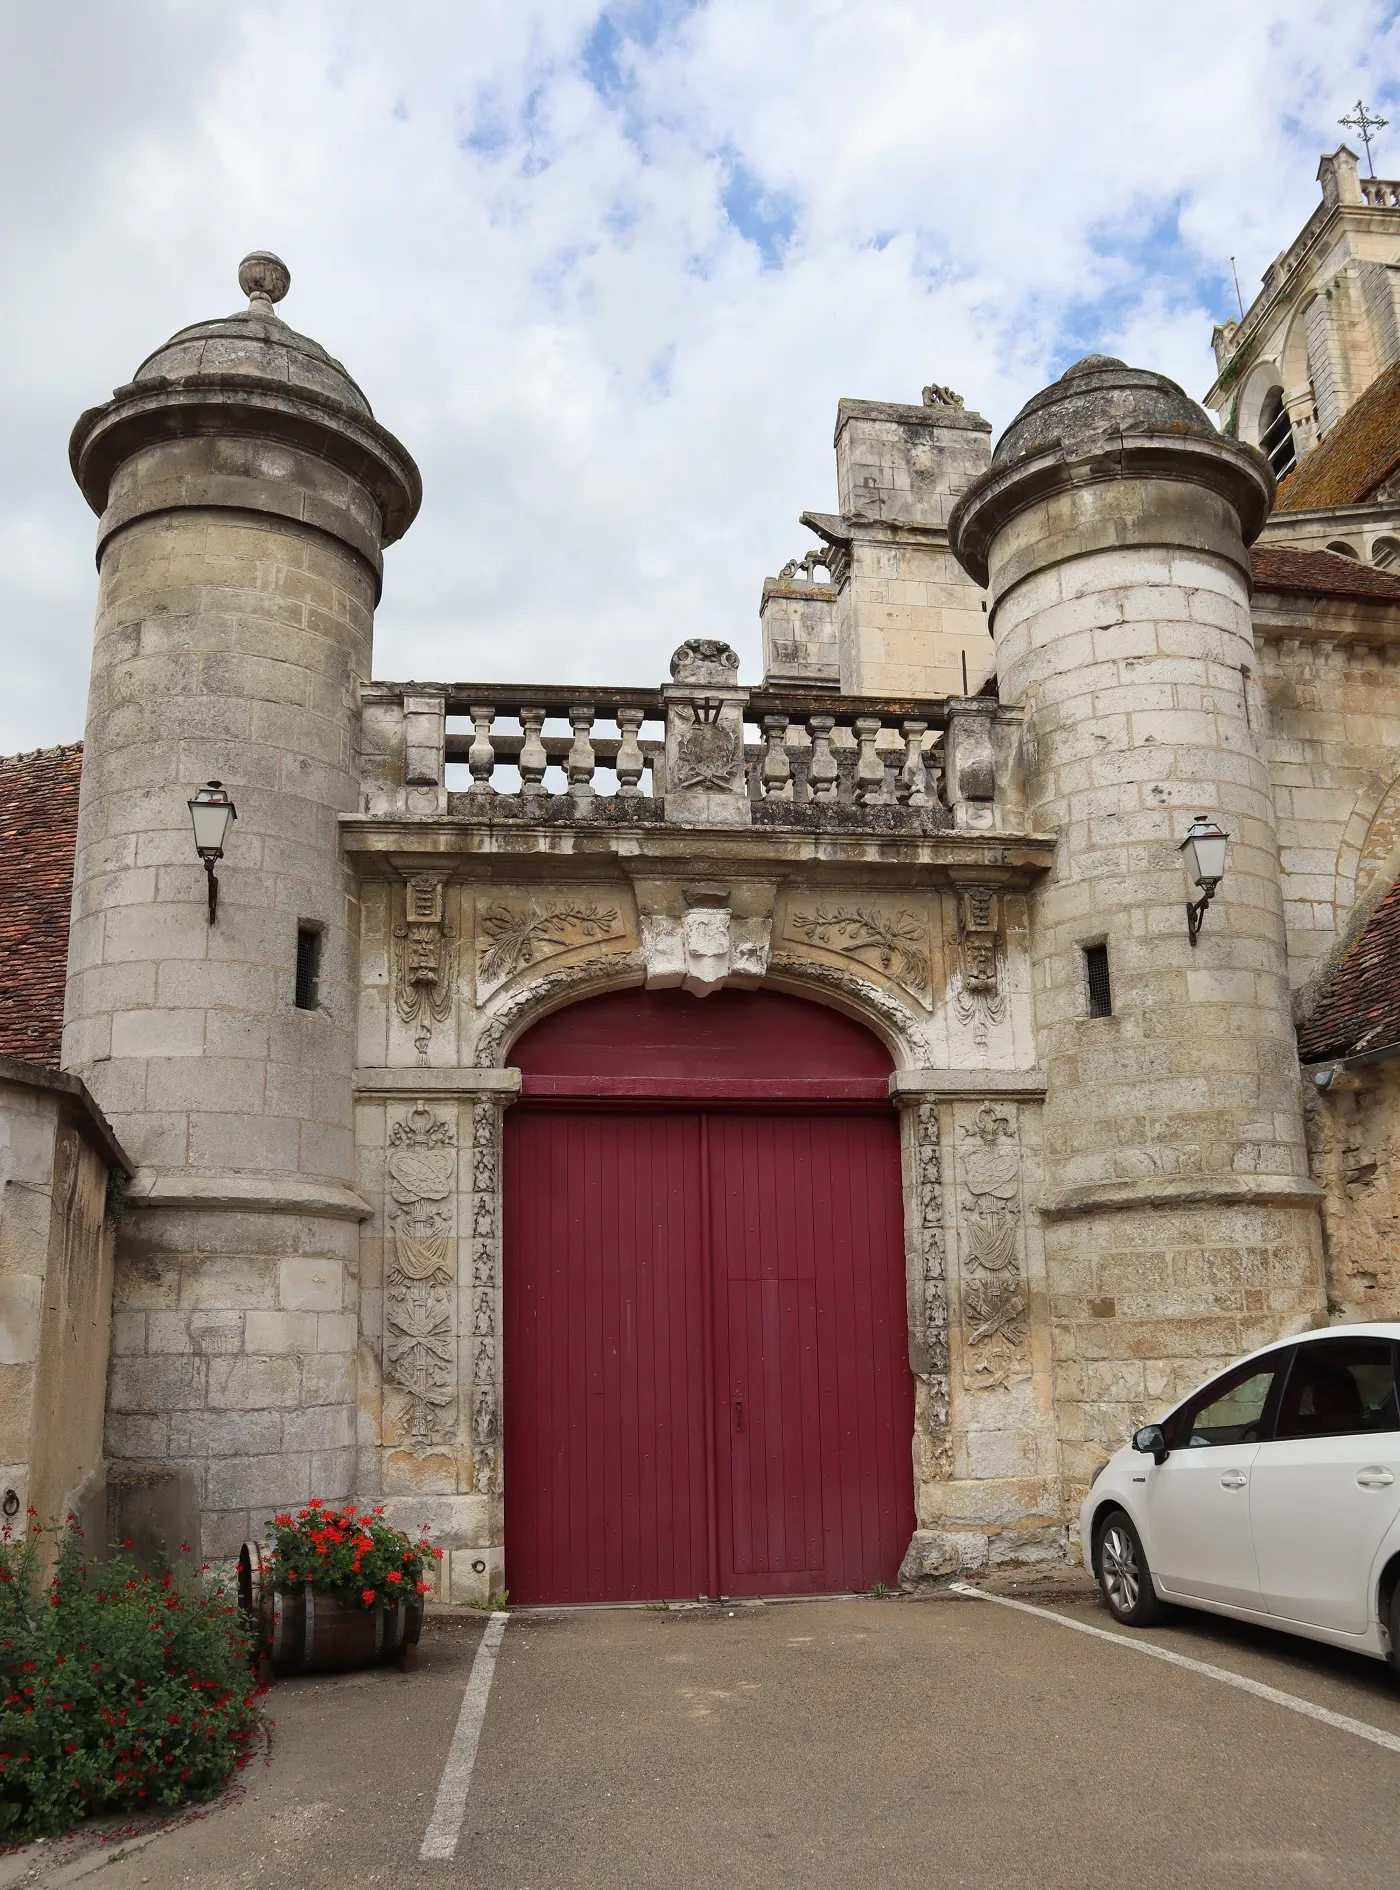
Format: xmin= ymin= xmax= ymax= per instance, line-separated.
xmin=2 ymin=1 xmax=1396 ymax=751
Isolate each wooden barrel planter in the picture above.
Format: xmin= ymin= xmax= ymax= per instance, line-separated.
xmin=238 ymin=1541 xmax=423 ymax=1679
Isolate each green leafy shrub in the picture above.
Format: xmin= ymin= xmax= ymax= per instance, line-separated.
xmin=0 ymin=1520 xmax=262 ymax=1841
xmin=264 ymin=1499 xmax=441 ymax=1607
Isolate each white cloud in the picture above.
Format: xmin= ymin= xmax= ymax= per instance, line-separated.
xmin=0 ymin=0 xmax=1395 ymax=748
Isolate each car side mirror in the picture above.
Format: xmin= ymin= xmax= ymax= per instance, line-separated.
xmin=1132 ymin=1423 xmax=1168 ymax=1465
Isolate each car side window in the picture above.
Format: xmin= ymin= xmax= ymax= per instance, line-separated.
xmin=1274 ymin=1337 xmax=1400 ymax=1441
xmin=1170 ymin=1353 xmax=1287 ymax=1448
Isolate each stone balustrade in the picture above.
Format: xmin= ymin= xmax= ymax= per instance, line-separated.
xmin=361 ymin=642 xmax=1022 ymax=831
xmin=1360 ymin=177 xmax=1400 ymax=208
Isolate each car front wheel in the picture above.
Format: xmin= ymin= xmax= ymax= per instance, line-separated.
xmin=1096 ymin=1510 xmax=1165 ymax=1626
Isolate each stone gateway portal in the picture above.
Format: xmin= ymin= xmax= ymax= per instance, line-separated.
xmin=11 ymin=146 xmax=1400 ymax=1597
xmin=502 ymin=991 xmax=914 ymax=1605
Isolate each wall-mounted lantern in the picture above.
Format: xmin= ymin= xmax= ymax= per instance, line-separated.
xmin=1180 ymin=815 xmax=1228 ymax=946
xmin=188 ymin=780 xmax=237 ymax=924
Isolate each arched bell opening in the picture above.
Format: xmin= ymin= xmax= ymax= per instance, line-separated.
xmin=500 ymin=986 xmax=916 ymax=1606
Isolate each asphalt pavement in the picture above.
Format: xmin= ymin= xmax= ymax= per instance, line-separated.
xmin=9 ymin=1576 xmax=1400 ymax=1890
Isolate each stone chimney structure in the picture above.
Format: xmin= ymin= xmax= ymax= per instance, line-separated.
xmin=950 ymin=356 xmax=1327 ymax=1505
xmin=761 ymin=386 xmax=993 ymax=698
xmin=65 ymin=253 xmax=420 ymax=1554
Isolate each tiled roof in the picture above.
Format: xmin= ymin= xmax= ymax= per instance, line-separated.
xmin=1274 ymin=358 xmax=1400 ymax=512
xmin=1297 ymin=874 xmax=1400 ymax=1063
xmin=0 ymin=745 xmax=82 ymax=1068
xmin=1249 ymin=544 xmax=1400 ymax=601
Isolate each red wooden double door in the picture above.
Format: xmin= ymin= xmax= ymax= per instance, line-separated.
xmin=502 ymin=992 xmax=915 ymax=1606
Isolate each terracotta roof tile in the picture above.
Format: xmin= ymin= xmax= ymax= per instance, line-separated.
xmin=1249 ymin=544 xmax=1400 ymax=601
xmin=1274 ymin=358 xmax=1400 ymax=512
xmin=0 ymin=745 xmax=82 ymax=1069
xmin=1297 ymin=874 xmax=1400 ymax=1063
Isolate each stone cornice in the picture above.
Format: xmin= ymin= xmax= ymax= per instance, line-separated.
xmin=889 ymin=1069 xmax=1047 ymax=1100
xmin=338 ymin=814 xmax=1056 ymax=883
xmin=69 ymin=372 xmax=421 ymax=546
xmin=949 ymin=433 xmax=1274 ymax=588
xmin=354 ymin=1068 xmax=523 ymax=1098
xmin=123 ymin=1171 xmax=373 ymax=1221
xmin=1252 ymin=591 xmax=1400 ymax=647
xmin=1039 ymin=1173 xmax=1324 ymax=1220
xmin=833 ymin=397 xmax=991 ymax=442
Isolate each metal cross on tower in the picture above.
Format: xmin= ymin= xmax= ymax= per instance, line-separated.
xmin=1340 ymin=100 xmax=1388 ymax=177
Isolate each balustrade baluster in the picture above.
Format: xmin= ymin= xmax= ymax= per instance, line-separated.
xmin=760 ymin=715 xmax=792 ymax=798
xmin=806 ymin=714 xmax=838 ymax=801
xmin=615 ymin=706 xmax=645 ymax=798
xmin=852 ymin=716 xmax=886 ymax=805
xmin=519 ymin=705 xmax=548 ymax=803
xmin=467 ymin=704 xmax=496 ymax=794
xmin=899 ymin=719 xmax=931 ymax=807
xmin=567 ymin=704 xmax=596 ymax=804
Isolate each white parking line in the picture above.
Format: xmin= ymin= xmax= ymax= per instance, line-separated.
xmin=950 ymin=1583 xmax=1400 ymax=1757
xmin=420 ymin=1611 xmax=510 ymax=1861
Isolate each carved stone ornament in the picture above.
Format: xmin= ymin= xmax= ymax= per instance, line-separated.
xmin=957 ymin=1104 xmax=1027 ymax=1389
xmin=469 ymin=1100 xmax=503 ymax=1494
xmin=384 ymin=1104 xmax=457 ymax=1445
xmin=669 ymin=638 xmax=741 ymax=687
xmin=475 ymin=897 xmax=625 ymax=1001
xmin=673 ymin=709 xmax=742 ymax=792
xmin=913 ymin=1102 xmax=951 ymax=1475
xmin=922 ymin=382 xmax=965 ymax=410
xmin=952 ymin=888 xmax=1007 ymax=1048
xmin=785 ymin=904 xmax=931 ymax=1006
xmin=393 ymin=874 xmax=458 ymax=1066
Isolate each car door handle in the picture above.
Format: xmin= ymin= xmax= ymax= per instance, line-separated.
xmin=1357 ymin=1467 xmax=1395 ymax=1489
xmin=1220 ymin=1472 xmax=1248 ymax=1489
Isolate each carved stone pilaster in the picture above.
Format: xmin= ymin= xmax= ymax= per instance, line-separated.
xmin=383 ymin=1104 xmax=457 ymax=1447
xmin=908 ymin=1100 xmax=951 ymax=1477
xmin=956 ymin=1102 xmax=1028 ymax=1390
xmin=468 ymin=1099 xmax=504 ymax=1495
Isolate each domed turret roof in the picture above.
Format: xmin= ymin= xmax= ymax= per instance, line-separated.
xmin=991 ymin=355 xmax=1218 ymax=472
xmin=70 ymin=252 xmax=421 ymax=550
xmin=948 ymin=353 xmax=1273 ymax=585
xmin=129 ymin=251 xmax=373 ymax=416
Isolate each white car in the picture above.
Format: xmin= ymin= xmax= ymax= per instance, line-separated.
xmin=1081 ymin=1322 xmax=1400 ymax=1667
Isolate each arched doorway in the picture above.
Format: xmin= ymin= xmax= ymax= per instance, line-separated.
xmin=502 ymin=988 xmax=915 ymax=1605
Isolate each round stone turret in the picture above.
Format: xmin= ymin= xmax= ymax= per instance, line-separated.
xmin=65 ymin=257 xmax=421 ymax=1554
xmin=950 ymin=354 xmax=1324 ymax=1508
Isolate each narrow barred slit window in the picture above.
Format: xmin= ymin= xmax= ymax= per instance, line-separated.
xmin=1084 ymin=944 xmax=1112 ymax=1018
xmin=295 ymin=925 xmax=322 ymax=1011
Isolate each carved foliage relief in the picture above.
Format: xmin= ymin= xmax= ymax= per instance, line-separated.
xmin=784 ymin=903 xmax=932 ymax=1008
xmin=384 ymin=1104 xmax=457 ymax=1446
xmin=475 ymin=897 xmax=627 ymax=1001
xmin=956 ymin=1103 xmax=1028 ymax=1390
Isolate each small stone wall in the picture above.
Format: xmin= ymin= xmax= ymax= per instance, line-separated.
xmin=0 ymin=1065 xmax=123 ymax=1532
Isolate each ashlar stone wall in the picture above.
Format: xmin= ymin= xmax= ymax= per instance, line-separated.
xmin=1305 ymin=1062 xmax=1400 ymax=1321
xmin=0 ymin=1065 xmax=120 ymax=1533
xmin=1254 ymin=590 xmax=1400 ymax=989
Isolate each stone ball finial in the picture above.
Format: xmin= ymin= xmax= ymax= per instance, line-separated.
xmin=237 ymin=250 xmax=291 ymax=315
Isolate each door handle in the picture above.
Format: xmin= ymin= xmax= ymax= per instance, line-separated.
xmin=1357 ymin=1467 xmax=1395 ymax=1489
xmin=735 ymin=1399 xmax=743 ymax=1433
xmin=1219 ymin=1472 xmax=1248 ymax=1489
